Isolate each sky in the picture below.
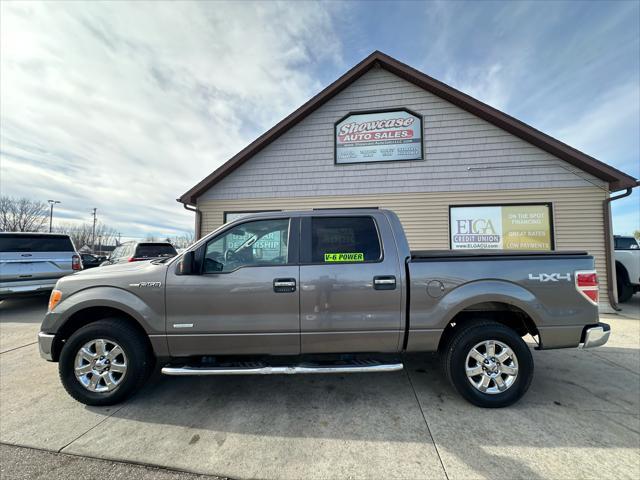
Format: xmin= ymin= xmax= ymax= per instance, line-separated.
xmin=1 ymin=0 xmax=638 ymax=241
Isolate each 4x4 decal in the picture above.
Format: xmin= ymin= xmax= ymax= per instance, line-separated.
xmin=528 ymin=273 xmax=571 ymax=282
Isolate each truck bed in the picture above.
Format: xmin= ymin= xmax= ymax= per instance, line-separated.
xmin=410 ymin=250 xmax=589 ymax=261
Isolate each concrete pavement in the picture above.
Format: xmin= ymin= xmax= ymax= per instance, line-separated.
xmin=1 ymin=295 xmax=639 ymax=479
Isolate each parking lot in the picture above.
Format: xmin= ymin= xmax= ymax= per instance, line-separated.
xmin=1 ymin=296 xmax=639 ymax=480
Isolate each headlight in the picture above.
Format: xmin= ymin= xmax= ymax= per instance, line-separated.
xmin=48 ymin=289 xmax=62 ymax=312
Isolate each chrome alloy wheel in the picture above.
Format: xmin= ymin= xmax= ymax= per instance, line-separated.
xmin=74 ymin=339 xmax=127 ymax=392
xmin=465 ymin=340 xmax=519 ymax=394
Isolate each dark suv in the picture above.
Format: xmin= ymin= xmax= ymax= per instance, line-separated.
xmin=100 ymin=241 xmax=177 ymax=265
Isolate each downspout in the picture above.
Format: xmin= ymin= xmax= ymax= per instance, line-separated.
xmin=603 ymin=185 xmax=636 ymax=311
xmin=182 ymin=202 xmax=202 ymax=240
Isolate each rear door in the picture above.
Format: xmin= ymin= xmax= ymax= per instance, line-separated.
xmin=299 ymin=214 xmax=403 ymax=353
xmin=0 ymin=234 xmax=75 ymax=283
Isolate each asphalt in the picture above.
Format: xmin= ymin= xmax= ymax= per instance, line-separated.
xmin=0 ymin=295 xmax=639 ymax=479
xmin=0 ymin=443 xmax=223 ymax=480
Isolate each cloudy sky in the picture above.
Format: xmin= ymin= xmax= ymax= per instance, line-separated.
xmin=1 ymin=0 xmax=638 ymax=240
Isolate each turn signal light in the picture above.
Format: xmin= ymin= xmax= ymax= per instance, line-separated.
xmin=575 ymin=270 xmax=599 ymax=305
xmin=48 ymin=289 xmax=62 ymax=312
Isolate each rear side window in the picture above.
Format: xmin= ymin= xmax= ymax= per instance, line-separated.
xmin=310 ymin=217 xmax=381 ymax=263
xmin=0 ymin=234 xmax=74 ymax=252
xmin=135 ymin=243 xmax=177 ymax=258
xmin=615 ymin=237 xmax=639 ymax=250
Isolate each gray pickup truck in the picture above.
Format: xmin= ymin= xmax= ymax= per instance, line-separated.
xmin=38 ymin=209 xmax=609 ymax=408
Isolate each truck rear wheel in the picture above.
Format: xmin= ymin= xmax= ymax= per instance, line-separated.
xmin=442 ymin=321 xmax=533 ymax=408
xmin=58 ymin=318 xmax=153 ymax=406
xmin=616 ymin=270 xmax=634 ymax=303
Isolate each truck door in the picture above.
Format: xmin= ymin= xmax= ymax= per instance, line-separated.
xmin=299 ymin=214 xmax=403 ymax=353
xmin=165 ymin=217 xmax=300 ymax=356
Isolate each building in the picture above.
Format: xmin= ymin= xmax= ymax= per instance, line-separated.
xmin=178 ymin=51 xmax=637 ymax=311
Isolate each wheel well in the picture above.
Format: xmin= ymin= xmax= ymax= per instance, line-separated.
xmin=437 ymin=302 xmax=539 ymax=353
xmin=615 ymin=261 xmax=630 ymax=283
xmin=52 ymin=306 xmax=151 ymax=361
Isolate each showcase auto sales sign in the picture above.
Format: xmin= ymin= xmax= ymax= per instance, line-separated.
xmin=335 ymin=110 xmax=422 ymax=164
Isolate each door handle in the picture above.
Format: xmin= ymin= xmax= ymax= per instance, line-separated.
xmin=274 ymin=278 xmax=296 ymax=293
xmin=373 ymin=275 xmax=396 ymax=290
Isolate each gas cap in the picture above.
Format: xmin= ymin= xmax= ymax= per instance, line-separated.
xmin=427 ymin=280 xmax=445 ymax=298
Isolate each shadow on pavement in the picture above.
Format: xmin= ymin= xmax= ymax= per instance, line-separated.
xmin=0 ymin=296 xmax=48 ymax=323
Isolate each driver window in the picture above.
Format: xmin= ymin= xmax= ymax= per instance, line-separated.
xmin=203 ymin=218 xmax=290 ymax=273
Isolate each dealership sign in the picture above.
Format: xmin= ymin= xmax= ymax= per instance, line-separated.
xmin=335 ymin=109 xmax=422 ymax=164
xmin=450 ymin=204 xmax=553 ymax=251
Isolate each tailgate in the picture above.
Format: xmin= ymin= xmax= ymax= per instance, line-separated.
xmin=0 ymin=252 xmax=73 ymax=282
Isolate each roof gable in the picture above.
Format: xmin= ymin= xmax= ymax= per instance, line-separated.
xmin=179 ymin=51 xmax=636 ymax=205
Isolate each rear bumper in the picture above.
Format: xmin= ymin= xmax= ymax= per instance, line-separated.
xmin=0 ymin=279 xmax=57 ymax=297
xmin=581 ymin=323 xmax=611 ymax=349
xmin=38 ymin=332 xmax=56 ymax=361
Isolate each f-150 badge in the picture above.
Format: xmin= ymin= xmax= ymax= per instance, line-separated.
xmin=528 ymin=273 xmax=571 ymax=282
xmin=129 ymin=282 xmax=162 ymax=288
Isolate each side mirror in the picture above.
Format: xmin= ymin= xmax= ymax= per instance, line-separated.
xmin=177 ymin=251 xmax=195 ymax=275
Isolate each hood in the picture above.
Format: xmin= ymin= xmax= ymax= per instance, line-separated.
xmin=55 ymin=259 xmax=169 ymax=295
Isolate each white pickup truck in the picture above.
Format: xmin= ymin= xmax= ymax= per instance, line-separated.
xmin=615 ymin=235 xmax=640 ymax=303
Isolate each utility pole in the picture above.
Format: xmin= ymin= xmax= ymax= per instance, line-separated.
xmin=47 ymin=200 xmax=60 ymax=232
xmin=91 ymin=208 xmax=97 ymax=252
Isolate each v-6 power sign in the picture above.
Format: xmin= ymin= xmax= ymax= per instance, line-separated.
xmin=335 ymin=109 xmax=423 ymax=164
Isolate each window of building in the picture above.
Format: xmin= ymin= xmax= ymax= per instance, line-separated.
xmin=310 ymin=216 xmax=381 ymax=263
xmin=203 ymin=218 xmax=290 ymax=273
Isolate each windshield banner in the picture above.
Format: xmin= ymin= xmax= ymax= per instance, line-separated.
xmin=335 ymin=110 xmax=422 ymax=164
xmin=450 ymin=204 xmax=553 ymax=250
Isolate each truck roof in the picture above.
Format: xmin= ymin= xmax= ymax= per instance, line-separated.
xmin=225 ymin=208 xmax=387 ymax=221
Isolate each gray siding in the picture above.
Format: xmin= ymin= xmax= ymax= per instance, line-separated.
xmin=200 ymin=66 xmax=606 ymax=201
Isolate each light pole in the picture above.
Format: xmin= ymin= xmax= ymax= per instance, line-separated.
xmin=47 ymin=200 xmax=60 ymax=232
xmin=91 ymin=208 xmax=97 ymax=252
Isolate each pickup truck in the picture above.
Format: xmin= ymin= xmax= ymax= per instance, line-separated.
xmin=614 ymin=235 xmax=639 ymax=302
xmin=38 ymin=209 xmax=610 ymax=408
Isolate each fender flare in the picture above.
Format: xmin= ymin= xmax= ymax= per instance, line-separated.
xmin=437 ymin=280 xmax=543 ymax=328
xmin=44 ymin=286 xmax=160 ymax=335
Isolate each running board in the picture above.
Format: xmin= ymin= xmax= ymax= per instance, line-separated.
xmin=161 ymin=360 xmax=404 ymax=376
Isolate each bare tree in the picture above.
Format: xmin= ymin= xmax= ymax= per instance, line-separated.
xmin=171 ymin=232 xmax=195 ymax=248
xmin=55 ymin=222 xmax=118 ymax=251
xmin=0 ymin=196 xmax=48 ymax=232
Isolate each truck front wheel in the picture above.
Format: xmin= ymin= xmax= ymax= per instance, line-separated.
xmin=58 ymin=318 xmax=153 ymax=406
xmin=442 ymin=322 xmax=534 ymax=408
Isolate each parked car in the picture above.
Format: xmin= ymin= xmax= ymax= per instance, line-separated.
xmin=0 ymin=232 xmax=81 ymax=300
xmin=80 ymin=253 xmax=106 ymax=269
xmin=100 ymin=241 xmax=177 ymax=266
xmin=614 ymin=235 xmax=640 ymax=303
xmin=39 ymin=209 xmax=609 ymax=408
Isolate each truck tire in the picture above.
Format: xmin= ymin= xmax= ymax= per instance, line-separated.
xmin=442 ymin=321 xmax=533 ymax=408
xmin=616 ymin=270 xmax=634 ymax=303
xmin=58 ymin=318 xmax=153 ymax=406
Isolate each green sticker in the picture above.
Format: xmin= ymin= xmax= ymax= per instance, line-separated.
xmin=324 ymin=252 xmax=364 ymax=262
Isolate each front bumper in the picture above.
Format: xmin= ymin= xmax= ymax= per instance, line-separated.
xmin=38 ymin=332 xmax=55 ymax=361
xmin=581 ymin=323 xmax=611 ymax=349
